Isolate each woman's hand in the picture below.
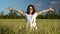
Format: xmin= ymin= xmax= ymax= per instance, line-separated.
xmin=7 ymin=7 xmax=24 ymax=15
xmin=7 ymin=7 xmax=13 ymax=10
xmin=49 ymin=8 xmax=54 ymax=11
xmin=36 ymin=8 xmax=54 ymax=16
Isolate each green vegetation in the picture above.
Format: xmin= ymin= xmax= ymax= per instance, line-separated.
xmin=0 ymin=19 xmax=60 ymax=34
xmin=0 ymin=9 xmax=60 ymax=19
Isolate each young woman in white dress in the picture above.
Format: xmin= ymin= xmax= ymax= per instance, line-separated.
xmin=7 ymin=5 xmax=54 ymax=30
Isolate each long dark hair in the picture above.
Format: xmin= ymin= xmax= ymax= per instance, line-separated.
xmin=27 ymin=5 xmax=35 ymax=15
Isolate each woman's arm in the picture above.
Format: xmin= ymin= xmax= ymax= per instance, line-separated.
xmin=36 ymin=8 xmax=54 ymax=16
xmin=7 ymin=7 xmax=24 ymax=15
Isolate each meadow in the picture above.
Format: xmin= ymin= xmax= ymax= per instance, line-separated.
xmin=0 ymin=19 xmax=60 ymax=34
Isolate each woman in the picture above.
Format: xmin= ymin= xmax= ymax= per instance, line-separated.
xmin=7 ymin=5 xmax=54 ymax=30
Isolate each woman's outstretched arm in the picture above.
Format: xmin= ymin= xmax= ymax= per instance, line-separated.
xmin=36 ymin=8 xmax=54 ymax=16
xmin=7 ymin=7 xmax=24 ymax=15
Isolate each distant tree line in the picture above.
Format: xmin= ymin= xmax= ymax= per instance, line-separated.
xmin=0 ymin=9 xmax=60 ymax=19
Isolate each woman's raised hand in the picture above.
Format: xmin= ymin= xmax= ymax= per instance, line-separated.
xmin=7 ymin=7 xmax=13 ymax=10
xmin=49 ymin=8 xmax=54 ymax=11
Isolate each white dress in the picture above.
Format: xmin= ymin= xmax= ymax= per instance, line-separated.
xmin=24 ymin=13 xmax=37 ymax=28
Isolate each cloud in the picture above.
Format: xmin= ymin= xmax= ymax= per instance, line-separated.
xmin=0 ymin=4 xmax=3 ymax=6
xmin=9 ymin=3 xmax=19 ymax=6
xmin=32 ymin=4 xmax=42 ymax=7
xmin=11 ymin=4 xmax=18 ymax=6
xmin=50 ymin=1 xmax=60 ymax=5
xmin=49 ymin=1 xmax=60 ymax=7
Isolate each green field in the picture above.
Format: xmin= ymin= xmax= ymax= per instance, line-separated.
xmin=0 ymin=19 xmax=60 ymax=34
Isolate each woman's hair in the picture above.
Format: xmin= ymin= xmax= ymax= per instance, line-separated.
xmin=27 ymin=4 xmax=35 ymax=15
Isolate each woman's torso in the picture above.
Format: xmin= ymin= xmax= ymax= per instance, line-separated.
xmin=24 ymin=13 xmax=37 ymax=23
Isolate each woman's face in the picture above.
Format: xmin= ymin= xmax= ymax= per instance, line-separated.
xmin=29 ymin=6 xmax=33 ymax=14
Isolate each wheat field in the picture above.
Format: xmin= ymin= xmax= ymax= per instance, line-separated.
xmin=0 ymin=19 xmax=60 ymax=34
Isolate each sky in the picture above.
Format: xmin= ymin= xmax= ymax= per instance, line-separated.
xmin=0 ymin=0 xmax=60 ymax=15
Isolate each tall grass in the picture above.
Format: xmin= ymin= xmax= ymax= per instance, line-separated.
xmin=0 ymin=19 xmax=60 ymax=34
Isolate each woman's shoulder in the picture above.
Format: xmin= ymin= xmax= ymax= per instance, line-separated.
xmin=33 ymin=12 xmax=38 ymax=16
xmin=34 ymin=12 xmax=37 ymax=14
xmin=23 ymin=12 xmax=28 ymax=16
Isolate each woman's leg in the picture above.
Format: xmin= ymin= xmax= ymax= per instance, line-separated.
xmin=33 ymin=23 xmax=37 ymax=30
xmin=30 ymin=22 xmax=33 ymax=30
xmin=35 ymin=26 xmax=37 ymax=30
xmin=26 ymin=23 xmax=28 ymax=30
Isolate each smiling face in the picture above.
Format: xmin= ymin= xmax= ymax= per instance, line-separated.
xmin=27 ymin=5 xmax=35 ymax=15
xmin=29 ymin=6 xmax=33 ymax=14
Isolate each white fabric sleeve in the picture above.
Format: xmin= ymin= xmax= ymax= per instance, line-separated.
xmin=23 ymin=13 xmax=27 ymax=16
xmin=35 ymin=13 xmax=38 ymax=17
